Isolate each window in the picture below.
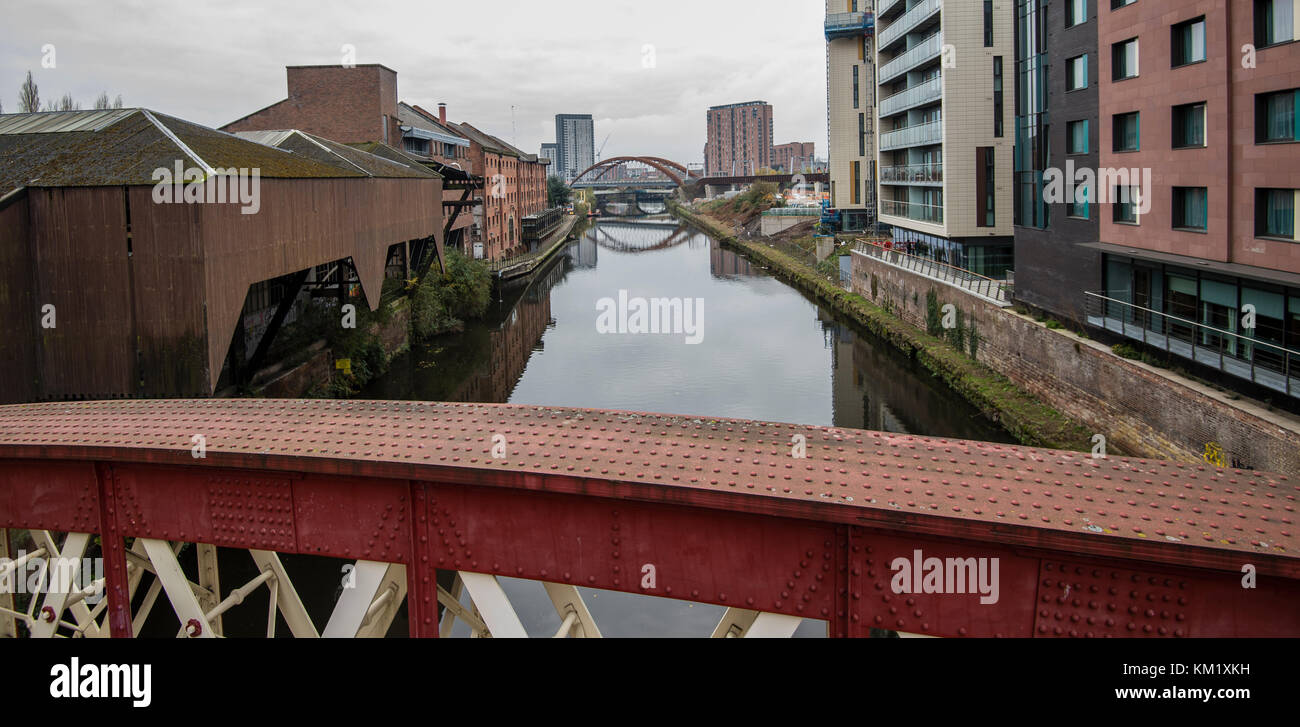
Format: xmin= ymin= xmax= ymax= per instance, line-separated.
xmin=1172 ymin=17 xmax=1207 ymax=66
xmin=1172 ymin=102 xmax=1207 ymax=148
xmin=1254 ymin=0 xmax=1296 ymax=47
xmin=1113 ymin=38 xmax=1139 ymax=80
xmin=977 ymin=147 xmax=995 ymax=227
xmin=852 ymin=161 xmax=861 ymax=205
xmin=1256 ymin=188 xmax=1297 ymax=239
xmin=858 ymin=113 xmax=866 ymax=156
xmin=1256 ymin=89 xmax=1299 ymax=142
xmin=1113 ymin=111 xmax=1140 ymax=151
xmin=1068 ymin=183 xmax=1091 ymax=219
xmin=1172 ymin=187 xmax=1208 ymax=230
xmin=1067 ymin=54 xmax=1089 ymax=90
xmin=1114 ymin=185 xmax=1140 ymax=223
xmin=993 ymin=57 xmax=1004 ymax=137
xmin=984 ymin=0 xmax=994 ymax=46
xmin=853 ymin=65 xmax=860 ymax=109
xmin=1068 ymin=120 xmax=1090 ymax=153
xmin=1067 ymin=0 xmax=1087 ymax=27
xmin=1112 ymin=0 xmax=1137 ymax=8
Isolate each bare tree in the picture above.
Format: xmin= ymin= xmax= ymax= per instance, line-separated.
xmin=18 ymin=71 xmax=39 ymax=113
xmin=56 ymin=93 xmax=80 ymax=111
xmin=112 ymin=94 xmax=123 ymax=109
xmin=93 ymin=91 xmax=110 ymax=110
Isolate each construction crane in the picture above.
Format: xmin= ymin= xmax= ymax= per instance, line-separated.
xmin=595 ymin=132 xmax=612 ymax=162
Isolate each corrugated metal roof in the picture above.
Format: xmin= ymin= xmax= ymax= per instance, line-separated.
xmin=235 ymin=129 xmax=438 ymax=179
xmin=0 ymin=109 xmax=375 ymax=196
xmin=397 ymin=103 xmax=469 ymax=147
xmin=0 ymin=109 xmax=138 ymax=135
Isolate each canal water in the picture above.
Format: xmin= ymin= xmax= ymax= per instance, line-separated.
xmin=357 ymin=216 xmax=1015 ymax=637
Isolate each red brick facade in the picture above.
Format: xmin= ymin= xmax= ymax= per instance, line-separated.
xmin=772 ymin=141 xmax=816 ymax=172
xmin=704 ymin=101 xmax=774 ymax=176
xmin=1098 ymin=0 xmax=1300 ymax=276
xmin=222 ymin=65 xmax=401 ymax=146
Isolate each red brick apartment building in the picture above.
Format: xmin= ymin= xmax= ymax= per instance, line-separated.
xmin=704 ymin=101 xmax=774 ymax=176
xmin=772 ymin=141 xmax=816 ymax=172
xmin=223 ymin=64 xmax=549 ymax=261
xmin=1042 ymin=0 xmax=1300 ymax=403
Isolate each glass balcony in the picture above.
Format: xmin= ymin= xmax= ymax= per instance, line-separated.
xmin=880 ymin=162 xmax=943 ymax=184
xmin=879 ymin=119 xmax=942 ymax=151
xmin=879 ymin=75 xmax=942 ymax=117
xmin=879 ymin=199 xmax=945 ymax=224
xmin=825 ymin=11 xmax=875 ymax=41
xmin=879 ymin=32 xmax=943 ymax=84
xmin=879 ymin=0 xmax=942 ymax=51
xmin=1085 ymin=292 xmax=1300 ymax=399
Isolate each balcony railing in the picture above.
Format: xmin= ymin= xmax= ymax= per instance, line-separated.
xmin=1084 ymin=292 xmax=1299 ymax=398
xmin=879 ymin=119 xmax=942 ymax=151
xmin=878 ymin=0 xmax=906 ymax=18
xmin=879 ymin=0 xmax=942 ymax=50
xmin=879 ymin=199 xmax=944 ymax=224
xmin=853 ymin=241 xmax=1010 ymax=304
xmin=878 ymin=75 xmax=942 ymax=117
xmin=825 ymin=11 xmax=875 ymax=41
xmin=880 ymin=162 xmax=943 ymax=184
xmin=879 ymin=32 xmax=943 ymax=83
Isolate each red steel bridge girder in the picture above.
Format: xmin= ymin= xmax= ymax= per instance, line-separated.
xmin=0 ymin=399 xmax=1297 ymax=638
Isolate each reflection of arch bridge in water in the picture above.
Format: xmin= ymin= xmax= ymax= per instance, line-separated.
xmin=591 ymin=189 xmax=673 ymax=217
xmin=590 ymin=221 xmax=695 ymax=254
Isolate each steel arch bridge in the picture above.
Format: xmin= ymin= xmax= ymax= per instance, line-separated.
xmin=571 ymin=156 xmax=699 ymax=189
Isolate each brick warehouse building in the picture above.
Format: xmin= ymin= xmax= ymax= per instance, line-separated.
xmin=1014 ymin=0 xmax=1300 ymax=403
xmin=223 ymin=64 xmax=549 ymax=261
xmin=704 ymin=101 xmax=774 ymax=176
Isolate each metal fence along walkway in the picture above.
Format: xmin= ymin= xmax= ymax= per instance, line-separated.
xmin=0 ymin=399 xmax=1296 ymax=638
xmin=854 ymin=241 xmax=1013 ymax=305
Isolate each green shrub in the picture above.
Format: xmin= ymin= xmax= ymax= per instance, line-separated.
xmin=410 ymin=249 xmax=491 ymax=340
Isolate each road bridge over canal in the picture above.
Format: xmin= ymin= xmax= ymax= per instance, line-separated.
xmin=1 ymin=399 xmax=1295 ymax=638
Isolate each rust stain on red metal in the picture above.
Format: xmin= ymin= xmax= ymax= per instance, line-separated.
xmin=0 ymin=399 xmax=1295 ymax=576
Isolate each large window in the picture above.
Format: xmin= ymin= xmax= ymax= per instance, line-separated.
xmin=1113 ymin=38 xmax=1139 ymax=80
xmin=1172 ymin=102 xmax=1206 ymax=148
xmin=1114 ymin=185 xmax=1141 ymax=223
xmin=1256 ymin=188 xmax=1297 ymax=239
xmin=1067 ymin=54 xmax=1089 ymax=90
xmin=1172 ymin=187 xmax=1208 ymax=230
xmin=1256 ymin=88 xmax=1299 ymax=142
xmin=1067 ymin=0 xmax=1088 ymax=27
xmin=1068 ymin=182 xmax=1091 ymax=219
xmin=853 ymin=65 xmax=860 ymax=109
xmin=1112 ymin=0 xmax=1137 ymax=8
xmin=1113 ymin=111 xmax=1140 ymax=151
xmin=1172 ymin=17 xmax=1207 ymax=66
xmin=1254 ymin=0 xmax=1296 ymax=47
xmin=1068 ymin=119 xmax=1090 ymax=154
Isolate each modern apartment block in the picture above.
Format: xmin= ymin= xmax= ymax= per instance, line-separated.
xmin=540 ymin=142 xmax=559 ymax=172
xmin=1012 ymin=0 xmax=1300 ymax=403
xmin=875 ymin=0 xmax=1015 ymax=277
xmin=773 ymin=141 xmax=817 ymax=172
xmin=704 ymin=101 xmax=774 ymax=177
xmin=825 ymin=1 xmax=877 ymax=231
xmin=1089 ymin=0 xmax=1300 ymax=400
xmin=1012 ymin=0 xmax=1101 ymax=317
xmin=555 ymin=114 xmax=595 ymax=182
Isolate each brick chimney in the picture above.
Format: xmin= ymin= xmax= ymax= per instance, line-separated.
xmin=438 ymin=103 xmax=447 ymax=125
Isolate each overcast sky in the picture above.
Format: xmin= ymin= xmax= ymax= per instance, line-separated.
xmin=1 ymin=0 xmax=828 ymax=165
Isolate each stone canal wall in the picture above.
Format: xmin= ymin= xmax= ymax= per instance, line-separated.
xmin=850 ymin=248 xmax=1300 ymax=477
